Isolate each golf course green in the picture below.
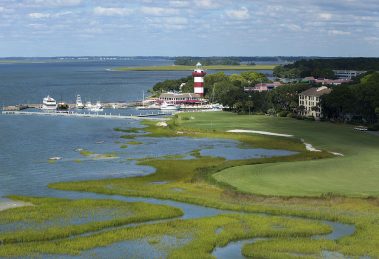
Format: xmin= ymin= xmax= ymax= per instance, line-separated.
xmin=177 ymin=112 xmax=379 ymax=197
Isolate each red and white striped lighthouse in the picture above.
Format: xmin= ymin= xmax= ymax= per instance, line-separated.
xmin=192 ymin=62 xmax=206 ymax=97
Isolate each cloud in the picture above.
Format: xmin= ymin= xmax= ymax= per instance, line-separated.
xmin=280 ymin=23 xmax=302 ymax=32
xmin=146 ymin=16 xmax=188 ymax=30
xmin=29 ymin=12 xmax=51 ymax=19
xmin=194 ymin=0 xmax=219 ymax=9
xmin=0 ymin=6 xmax=13 ymax=13
xmin=23 ymin=0 xmax=82 ymax=7
xmin=318 ymin=13 xmax=333 ymax=21
xmin=93 ymin=7 xmax=133 ymax=16
xmin=328 ymin=30 xmax=351 ymax=36
xmin=225 ymin=7 xmax=250 ymax=20
xmin=364 ymin=36 xmax=379 ymax=44
xmin=140 ymin=6 xmax=179 ymax=16
xmin=169 ymin=1 xmax=190 ymax=8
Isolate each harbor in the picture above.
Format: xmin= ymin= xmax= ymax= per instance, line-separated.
xmin=1 ymin=110 xmax=171 ymax=120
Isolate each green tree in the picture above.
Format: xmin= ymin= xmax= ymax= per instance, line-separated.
xmin=240 ymin=71 xmax=269 ymax=85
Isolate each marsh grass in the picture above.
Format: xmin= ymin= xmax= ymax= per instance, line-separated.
xmin=127 ymin=141 xmax=143 ymax=145
xmin=0 ymin=196 xmax=182 ymax=246
xmin=79 ymin=150 xmax=94 ymax=157
xmin=0 ymin=214 xmax=330 ymax=257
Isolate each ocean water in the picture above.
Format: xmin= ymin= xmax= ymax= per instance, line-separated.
xmin=0 ymin=59 xmax=273 ymax=106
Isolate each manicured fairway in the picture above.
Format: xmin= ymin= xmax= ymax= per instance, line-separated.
xmin=114 ymin=64 xmax=276 ymax=71
xmin=177 ymin=112 xmax=379 ymax=197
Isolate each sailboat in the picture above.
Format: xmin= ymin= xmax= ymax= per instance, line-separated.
xmin=135 ymin=91 xmax=160 ymax=110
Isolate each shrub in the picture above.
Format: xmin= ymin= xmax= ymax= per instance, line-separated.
xmin=368 ymin=124 xmax=379 ymax=131
xmin=278 ymin=111 xmax=288 ymax=117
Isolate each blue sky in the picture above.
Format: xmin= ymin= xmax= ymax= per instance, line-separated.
xmin=0 ymin=0 xmax=378 ymax=57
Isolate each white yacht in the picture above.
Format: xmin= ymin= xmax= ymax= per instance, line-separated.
xmin=160 ymin=102 xmax=180 ymax=111
xmin=42 ymin=95 xmax=57 ymax=111
xmin=85 ymin=101 xmax=92 ymax=109
xmin=76 ymin=95 xmax=84 ymax=109
xmin=89 ymin=101 xmax=103 ymax=112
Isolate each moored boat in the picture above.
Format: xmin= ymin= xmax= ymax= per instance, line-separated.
xmin=42 ymin=95 xmax=57 ymax=111
xmin=89 ymin=101 xmax=103 ymax=112
xmin=76 ymin=95 xmax=84 ymax=109
xmin=160 ymin=102 xmax=180 ymax=111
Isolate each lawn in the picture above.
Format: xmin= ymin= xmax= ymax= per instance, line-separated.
xmin=114 ymin=64 xmax=276 ymax=71
xmin=176 ymin=112 xmax=379 ymax=197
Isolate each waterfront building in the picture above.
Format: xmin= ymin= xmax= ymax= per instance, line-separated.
xmin=192 ymin=62 xmax=206 ymax=96
xmin=298 ymin=86 xmax=331 ymax=119
xmin=159 ymin=92 xmax=202 ymax=104
xmin=333 ymin=70 xmax=366 ymax=79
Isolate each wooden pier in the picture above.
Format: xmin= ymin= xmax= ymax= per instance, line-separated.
xmin=2 ymin=111 xmax=171 ymax=121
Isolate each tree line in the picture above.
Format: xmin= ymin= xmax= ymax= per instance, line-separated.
xmin=151 ymin=70 xmax=379 ymax=128
xmin=321 ymin=72 xmax=379 ymax=126
xmin=174 ymin=57 xmax=241 ymax=66
xmin=274 ymin=58 xmax=379 ymax=79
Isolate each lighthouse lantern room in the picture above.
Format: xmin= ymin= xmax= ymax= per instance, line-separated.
xmin=192 ymin=62 xmax=206 ymax=97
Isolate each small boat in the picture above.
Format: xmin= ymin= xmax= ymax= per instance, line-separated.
xmin=136 ymin=103 xmax=161 ymax=110
xmin=85 ymin=101 xmax=92 ymax=109
xmin=42 ymin=95 xmax=57 ymax=111
xmin=49 ymin=156 xmax=62 ymax=160
xmin=160 ymin=102 xmax=180 ymax=111
xmin=89 ymin=101 xmax=103 ymax=112
xmin=76 ymin=95 xmax=84 ymax=109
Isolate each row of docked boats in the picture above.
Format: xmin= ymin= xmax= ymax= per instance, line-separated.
xmin=41 ymin=95 xmax=103 ymax=112
xmin=136 ymin=102 xmax=224 ymax=111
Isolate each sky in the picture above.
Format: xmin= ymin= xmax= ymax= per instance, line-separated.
xmin=0 ymin=0 xmax=378 ymax=57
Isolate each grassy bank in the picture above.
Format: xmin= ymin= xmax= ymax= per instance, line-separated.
xmin=114 ymin=64 xmax=276 ymax=71
xmin=0 ymin=196 xmax=182 ymax=245
xmin=0 ymin=214 xmax=331 ymax=257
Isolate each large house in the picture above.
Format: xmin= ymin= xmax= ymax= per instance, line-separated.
xmin=244 ymin=82 xmax=283 ymax=92
xmin=333 ymin=70 xmax=366 ymax=79
xmin=302 ymin=77 xmax=352 ymax=86
xmin=299 ymin=86 xmax=331 ymax=119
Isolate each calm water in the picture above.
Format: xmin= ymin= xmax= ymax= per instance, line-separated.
xmin=0 ymin=60 xmax=352 ymax=258
xmin=0 ymin=59 xmax=272 ymax=106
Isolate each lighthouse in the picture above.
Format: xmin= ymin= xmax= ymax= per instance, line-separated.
xmin=192 ymin=62 xmax=206 ymax=97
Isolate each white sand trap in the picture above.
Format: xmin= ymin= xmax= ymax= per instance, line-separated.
xmin=0 ymin=201 xmax=31 ymax=212
xmin=304 ymin=142 xmax=321 ymax=152
xmin=300 ymin=138 xmax=321 ymax=152
xmin=329 ymin=151 xmax=344 ymax=156
xmin=227 ymin=129 xmax=294 ymax=138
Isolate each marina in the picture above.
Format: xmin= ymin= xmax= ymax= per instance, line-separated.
xmin=1 ymin=110 xmax=172 ymax=120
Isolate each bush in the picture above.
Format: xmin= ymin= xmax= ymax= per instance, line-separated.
xmin=278 ymin=111 xmax=288 ymax=117
xmin=267 ymin=108 xmax=276 ymax=115
xmin=368 ymin=124 xmax=379 ymax=131
xmin=304 ymin=116 xmax=315 ymax=121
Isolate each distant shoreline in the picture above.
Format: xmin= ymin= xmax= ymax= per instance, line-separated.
xmin=114 ymin=64 xmax=277 ymax=71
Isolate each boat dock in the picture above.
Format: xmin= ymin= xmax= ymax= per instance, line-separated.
xmin=2 ymin=111 xmax=171 ymax=121
xmin=2 ymin=102 xmax=138 ymax=111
